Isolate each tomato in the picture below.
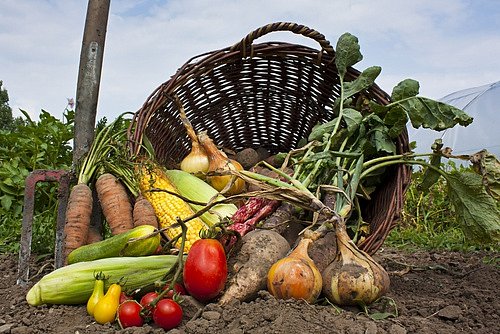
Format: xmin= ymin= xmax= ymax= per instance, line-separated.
xmin=183 ymin=238 xmax=227 ymax=302
xmin=152 ymin=299 xmax=183 ymax=330
xmin=119 ymin=292 xmax=132 ymax=304
xmin=117 ymin=300 xmax=144 ymax=328
xmin=163 ymin=282 xmax=187 ymax=299
xmin=139 ymin=291 xmax=159 ymax=312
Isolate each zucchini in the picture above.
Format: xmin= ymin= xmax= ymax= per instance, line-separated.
xmin=67 ymin=225 xmax=160 ymax=264
xmin=26 ymin=255 xmax=177 ymax=306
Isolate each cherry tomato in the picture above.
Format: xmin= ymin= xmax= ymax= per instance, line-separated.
xmin=117 ymin=300 xmax=144 ymax=328
xmin=119 ymin=292 xmax=132 ymax=304
xmin=152 ymin=299 xmax=183 ymax=330
xmin=163 ymin=282 xmax=187 ymax=299
xmin=183 ymin=238 xmax=227 ymax=302
xmin=139 ymin=291 xmax=159 ymax=312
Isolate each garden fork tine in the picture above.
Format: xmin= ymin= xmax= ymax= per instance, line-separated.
xmin=17 ymin=169 xmax=71 ymax=286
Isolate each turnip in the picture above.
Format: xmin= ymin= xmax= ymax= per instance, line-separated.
xmin=218 ymin=230 xmax=290 ymax=304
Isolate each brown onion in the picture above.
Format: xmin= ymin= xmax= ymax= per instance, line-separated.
xmin=180 ymin=140 xmax=209 ymax=175
xmin=177 ymin=100 xmax=210 ymax=176
xmin=198 ymin=131 xmax=245 ymax=195
xmin=267 ymin=238 xmax=322 ymax=303
xmin=322 ymin=221 xmax=390 ymax=306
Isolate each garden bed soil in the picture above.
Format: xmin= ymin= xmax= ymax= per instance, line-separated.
xmin=1 ymin=247 xmax=498 ymax=334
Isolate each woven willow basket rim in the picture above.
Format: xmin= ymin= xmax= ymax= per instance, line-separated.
xmin=128 ymin=22 xmax=411 ymax=254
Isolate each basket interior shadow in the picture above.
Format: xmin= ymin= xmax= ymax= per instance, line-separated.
xmin=129 ymin=22 xmax=411 ymax=254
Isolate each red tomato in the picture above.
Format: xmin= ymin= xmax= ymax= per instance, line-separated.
xmin=117 ymin=300 xmax=144 ymax=328
xmin=163 ymin=282 xmax=187 ymax=299
xmin=119 ymin=292 xmax=132 ymax=304
xmin=182 ymin=238 xmax=227 ymax=302
xmin=139 ymin=292 xmax=159 ymax=312
xmin=152 ymin=299 xmax=183 ymax=330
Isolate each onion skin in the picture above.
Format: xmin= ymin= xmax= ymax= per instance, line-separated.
xmin=180 ymin=141 xmax=210 ymax=175
xmin=322 ymin=223 xmax=390 ymax=306
xmin=209 ymin=159 xmax=246 ymax=195
xmin=267 ymin=238 xmax=322 ymax=303
xmin=198 ymin=131 xmax=245 ymax=195
xmin=177 ymin=100 xmax=210 ymax=176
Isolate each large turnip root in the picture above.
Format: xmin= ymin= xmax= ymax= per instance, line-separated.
xmin=218 ymin=230 xmax=290 ymax=304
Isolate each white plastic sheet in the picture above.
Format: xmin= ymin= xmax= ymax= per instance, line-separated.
xmin=408 ymin=81 xmax=500 ymax=157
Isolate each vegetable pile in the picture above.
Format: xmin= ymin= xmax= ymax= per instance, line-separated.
xmin=25 ymin=32 xmax=500 ymax=331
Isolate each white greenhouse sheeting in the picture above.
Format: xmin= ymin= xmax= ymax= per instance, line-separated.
xmin=408 ymin=81 xmax=500 ymax=158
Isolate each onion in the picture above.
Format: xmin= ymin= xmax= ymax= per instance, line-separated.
xmin=267 ymin=238 xmax=322 ymax=303
xmin=198 ymin=131 xmax=245 ymax=195
xmin=180 ymin=140 xmax=209 ymax=175
xmin=177 ymin=98 xmax=210 ymax=175
xmin=322 ymin=221 xmax=390 ymax=306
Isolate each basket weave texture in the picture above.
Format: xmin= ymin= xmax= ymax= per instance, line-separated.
xmin=129 ymin=22 xmax=411 ymax=254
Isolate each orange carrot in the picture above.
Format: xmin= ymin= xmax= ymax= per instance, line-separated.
xmin=96 ymin=173 xmax=134 ymax=235
xmin=86 ymin=224 xmax=103 ymax=244
xmin=133 ymin=195 xmax=158 ymax=228
xmin=63 ymin=183 xmax=93 ymax=263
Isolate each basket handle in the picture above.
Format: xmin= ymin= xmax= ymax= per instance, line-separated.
xmin=230 ymin=22 xmax=335 ymax=57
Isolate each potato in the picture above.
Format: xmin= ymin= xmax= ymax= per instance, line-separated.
xmin=218 ymin=230 xmax=290 ymax=304
xmin=235 ymin=147 xmax=260 ymax=169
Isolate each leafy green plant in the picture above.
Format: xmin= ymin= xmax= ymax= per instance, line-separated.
xmin=278 ymin=33 xmax=500 ymax=247
xmin=387 ymin=161 xmax=500 ymax=251
xmin=0 ymin=107 xmax=74 ymax=254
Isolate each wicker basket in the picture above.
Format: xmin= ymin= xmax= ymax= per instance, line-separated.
xmin=129 ymin=22 xmax=411 ymax=254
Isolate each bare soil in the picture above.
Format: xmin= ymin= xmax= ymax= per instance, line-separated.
xmin=1 ymin=247 xmax=499 ymax=334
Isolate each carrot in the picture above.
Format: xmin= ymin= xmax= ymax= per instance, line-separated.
xmin=96 ymin=173 xmax=134 ymax=235
xmin=86 ymin=224 xmax=103 ymax=244
xmin=133 ymin=195 xmax=158 ymax=228
xmin=63 ymin=114 xmax=133 ymax=264
xmin=63 ymin=183 xmax=93 ymax=263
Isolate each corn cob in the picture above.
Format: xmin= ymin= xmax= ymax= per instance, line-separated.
xmin=164 ymin=169 xmax=238 ymax=226
xmin=139 ymin=166 xmax=207 ymax=251
xmin=26 ymin=255 xmax=178 ymax=306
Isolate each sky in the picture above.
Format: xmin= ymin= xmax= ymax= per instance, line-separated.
xmin=1 ymin=0 xmax=499 ymax=154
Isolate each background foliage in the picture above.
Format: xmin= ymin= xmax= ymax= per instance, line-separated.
xmin=386 ymin=161 xmax=499 ymax=251
xmin=0 ymin=83 xmax=74 ymax=254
